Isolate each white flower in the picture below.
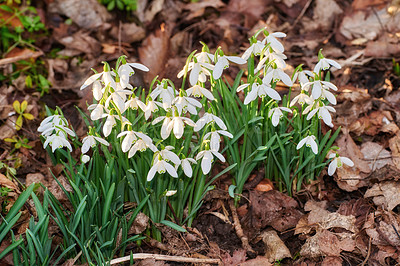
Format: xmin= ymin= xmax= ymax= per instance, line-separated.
xmin=117 ymin=130 xmax=152 ymax=152
xmin=268 ymin=107 xmax=292 ymax=127
xmin=150 ymin=83 xmax=178 ymax=109
xmin=92 ymin=80 xmax=104 ymax=101
xmin=213 ymin=55 xmax=246 ymax=79
xmin=305 ymin=103 xmax=336 ymax=127
xmin=180 ymin=158 xmax=197 ymax=177
xmin=194 ymin=112 xmax=227 ymax=131
xmin=292 ymin=70 xmax=313 ymax=86
xmin=186 ymin=85 xmax=214 ymax=101
xmin=147 ymin=157 xmax=178 ymax=181
xmin=128 ymin=138 xmax=157 ymax=158
xmin=158 ymin=146 xmax=181 ymax=166
xmin=81 ymin=135 xmax=109 ymax=154
xmin=255 ymin=51 xmax=287 ymax=72
xmin=80 ymin=70 xmax=116 ymax=91
xmin=262 ymin=31 xmax=286 ymax=53
xmin=43 ymin=134 xmax=73 ymax=153
xmin=118 ymin=63 xmax=149 ymax=89
xmin=243 ymin=82 xmax=281 ymax=105
xmin=328 ymin=154 xmax=354 ymax=176
xmin=302 ymin=81 xmax=338 ymax=102
xmin=142 ymin=99 xmax=163 ymax=120
xmin=88 ymin=104 xmax=106 ymax=121
xmin=101 ymin=113 xmax=119 ymax=137
xmin=166 ymin=190 xmax=177 ymax=197
xmin=108 ymin=85 xmax=133 ymax=112
xmin=296 ymin=135 xmax=318 ymax=154
xmin=172 ymin=96 xmax=201 ymax=115
xmin=204 ymin=130 xmax=233 ymax=151
xmin=290 ymin=92 xmax=313 ymax=106
xmin=81 ymin=155 xmax=90 ymax=164
xmin=177 ymin=60 xmax=214 ymax=86
xmin=263 ymin=67 xmax=293 ymax=87
xmin=123 ymin=96 xmax=145 ymax=112
xmin=38 ymin=115 xmax=75 ymax=137
xmin=314 ymin=57 xmax=341 ymax=73
xmin=196 ymin=149 xmax=225 ymax=175
xmin=241 ymin=40 xmax=265 ymax=60
xmin=153 ymin=111 xmax=196 ymax=139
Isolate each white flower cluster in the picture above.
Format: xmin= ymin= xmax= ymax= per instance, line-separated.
xmin=236 ymin=29 xmax=353 ymax=175
xmin=38 ymin=114 xmax=75 ymax=152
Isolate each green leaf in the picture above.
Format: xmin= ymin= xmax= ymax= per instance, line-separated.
xmin=228 ymin=185 xmax=236 ymax=198
xmin=15 ymin=115 xmax=23 ymax=130
xmin=160 ymin=220 xmax=187 ymax=232
xmin=20 ymin=100 xmax=28 ymax=112
xmin=0 ymin=239 xmax=23 ymax=260
xmin=23 ymin=113 xmax=34 ymax=120
xmin=12 ymin=100 xmax=20 ymax=114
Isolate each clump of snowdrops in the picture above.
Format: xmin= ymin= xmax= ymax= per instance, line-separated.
xmin=39 ymin=28 xmax=354 ymax=237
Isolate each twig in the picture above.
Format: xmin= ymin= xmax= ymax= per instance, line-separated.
xmin=361 ymin=236 xmax=371 ymax=266
xmin=0 ymin=50 xmax=43 ymax=65
xmin=290 ymin=0 xmax=313 ymax=31
xmin=109 ymin=253 xmax=220 ymax=265
xmin=229 ymin=200 xmax=255 ymax=254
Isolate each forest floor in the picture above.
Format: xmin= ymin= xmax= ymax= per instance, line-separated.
xmin=1 ymin=0 xmax=400 ymax=265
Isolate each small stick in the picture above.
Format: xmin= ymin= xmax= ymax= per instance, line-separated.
xmin=0 ymin=50 xmax=43 ymax=65
xmin=109 ymin=253 xmax=220 ymax=265
xmin=229 ymin=200 xmax=255 ymax=254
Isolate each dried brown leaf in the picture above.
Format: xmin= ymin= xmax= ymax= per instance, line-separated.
xmin=138 ymin=26 xmax=171 ymax=84
xmin=183 ymin=0 xmax=225 ymax=21
xmin=389 ymin=133 xmax=400 ymax=170
xmin=361 ymin=142 xmax=392 ymax=171
xmin=238 ymin=256 xmax=272 ymax=266
xmin=312 ymin=0 xmax=343 ymax=31
xmin=365 ymin=181 xmax=400 ymax=210
xmin=221 ymin=249 xmax=247 ymax=266
xmin=321 ymin=256 xmax=343 ymax=266
xmin=260 ymin=230 xmax=291 ymax=262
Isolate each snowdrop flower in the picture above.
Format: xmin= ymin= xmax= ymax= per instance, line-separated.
xmin=81 ymin=135 xmax=109 ymax=154
xmin=255 ymin=52 xmax=287 ymax=72
xmin=128 ymin=138 xmax=157 ymax=158
xmin=296 ymin=135 xmax=318 ymax=154
xmin=102 ymin=113 xmax=119 ymax=137
xmin=117 ymin=130 xmax=152 ymax=152
xmin=194 ymin=112 xmax=227 ymax=131
xmin=262 ymin=31 xmax=286 ymax=53
xmin=108 ymin=85 xmax=133 ymax=112
xmin=292 ymin=70 xmax=313 ymax=86
xmin=328 ymin=154 xmax=354 ymax=176
xmin=118 ymin=62 xmax=149 ymax=89
xmin=88 ymin=104 xmax=106 ymax=121
xmin=153 ymin=110 xmax=196 ymax=139
xmin=290 ymin=91 xmax=313 ymax=106
xmin=142 ymin=99 xmax=163 ymax=120
xmin=123 ymin=96 xmax=145 ymax=112
xmin=268 ymin=107 xmax=292 ymax=127
xmin=92 ymin=80 xmax=104 ymax=101
xmin=38 ymin=115 xmax=74 ymax=137
xmin=166 ymin=190 xmax=177 ymax=197
xmin=172 ymin=95 xmax=201 ymax=115
xmin=241 ymin=40 xmax=265 ymax=60
xmin=314 ymin=57 xmax=341 ymax=73
xmin=204 ymin=130 xmax=233 ymax=151
xmin=177 ymin=60 xmax=213 ymax=86
xmin=196 ymin=149 xmax=225 ymax=175
xmin=147 ymin=156 xmax=178 ymax=181
xmin=81 ymin=154 xmax=90 ymax=164
xmin=180 ymin=158 xmax=197 ymax=177
xmin=43 ymin=134 xmax=73 ymax=153
xmin=186 ymin=84 xmax=214 ymax=101
xmin=263 ymin=67 xmax=293 ymax=87
xmin=150 ymin=83 xmax=178 ymax=109
xmin=242 ymin=82 xmax=281 ymax=105
xmin=302 ymin=80 xmax=338 ymax=102
xmin=158 ymin=146 xmax=181 ymax=166
xmin=213 ymin=55 xmax=246 ymax=79
xmin=80 ymin=68 xmax=116 ymax=91
xmin=304 ymin=103 xmax=336 ymax=127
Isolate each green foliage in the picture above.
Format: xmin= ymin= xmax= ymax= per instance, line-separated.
xmin=99 ymin=0 xmax=137 ymax=11
xmin=393 ymin=58 xmax=400 ymax=76
xmin=4 ymin=135 xmax=32 ymax=151
xmin=10 ymin=100 xmax=34 ymax=130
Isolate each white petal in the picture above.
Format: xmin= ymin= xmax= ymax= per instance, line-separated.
xmin=297 ymin=138 xmax=307 ymax=150
xmin=328 ymin=159 xmax=337 ymax=176
xmin=226 ymin=56 xmax=246 ymax=65
xmin=341 ymin=157 xmax=354 ymax=167
xmin=80 ymin=73 xmax=102 ymax=90
xmin=213 ymin=59 xmax=225 ymax=79
xmin=163 ymin=161 xmax=178 ymax=177
xmin=129 ymin=63 xmax=149 ymax=72
xmin=147 ymin=164 xmax=158 ymax=181
xmin=201 ymin=151 xmax=213 ymax=174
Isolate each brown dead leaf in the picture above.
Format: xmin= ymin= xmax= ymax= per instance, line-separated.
xmin=300 ymin=230 xmax=341 ymax=257
xmin=361 ymin=142 xmax=392 ymax=171
xmin=110 ymin=23 xmax=146 ymax=44
xmin=321 ymin=256 xmax=343 ymax=266
xmin=352 ymin=0 xmax=390 ymax=10
xmin=0 ymin=173 xmax=18 ymax=191
xmin=254 ymin=179 xmax=274 ymax=192
xmin=337 ymin=199 xmax=370 ymax=229
xmin=250 ymin=190 xmax=303 ymax=232
xmin=221 ymin=249 xmax=247 ymax=266
xmin=311 ymin=0 xmax=343 ymax=31
xmin=183 ymin=0 xmax=225 ymax=21
xmin=56 ymin=31 xmax=101 ymax=56
xmin=389 ymin=133 xmax=400 ymax=169
xmin=365 ymin=33 xmax=400 ymax=57
xmin=238 ymin=256 xmax=272 ymax=266
xmin=226 ymin=0 xmax=273 ymax=28
xmin=260 ymin=230 xmax=291 ymax=262
xmin=138 ymin=25 xmax=171 ymax=84
xmin=336 ymin=131 xmax=371 ymax=173
xmin=48 ymin=0 xmax=111 ymax=29
xmin=365 ymin=181 xmax=400 ymax=210
xmin=371 ymin=245 xmax=399 ymax=265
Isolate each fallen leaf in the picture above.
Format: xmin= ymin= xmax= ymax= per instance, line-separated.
xmin=250 ymin=190 xmax=303 ymax=232
xmin=364 ymin=181 xmax=400 ymax=210
xmin=110 ymin=23 xmax=146 ymax=44
xmin=336 ymin=131 xmax=371 ymax=173
xmin=321 ymin=256 xmax=343 ymax=266
xmin=254 ymin=179 xmax=274 ymax=192
xmin=389 ymin=133 xmax=400 ymax=169
xmin=221 ymin=249 xmax=247 ymax=266
xmin=129 ymin=212 xmax=149 ymax=235
xmin=138 ymin=25 xmax=171 ymax=84
xmin=183 ymin=0 xmax=225 ymax=21
xmin=260 ymin=230 xmax=291 ymax=262
xmin=311 ymin=0 xmax=343 ymax=31
xmin=56 ymin=31 xmax=101 ymax=56
xmin=300 ymin=230 xmax=341 ymax=257
xmin=0 ymin=173 xmax=18 ymax=191
xmin=48 ymin=0 xmax=111 ymax=29
xmin=352 ymin=0 xmax=390 ymax=10
xmin=365 ymin=33 xmax=400 ymax=57
xmin=238 ymin=256 xmax=272 ymax=266
xmin=360 ymin=142 xmax=392 ymax=171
